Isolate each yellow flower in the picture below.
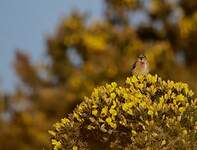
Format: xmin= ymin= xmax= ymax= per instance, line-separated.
xmin=87 ymin=125 xmax=95 ymax=130
xmin=135 ymin=92 xmax=143 ymax=98
xmin=131 ymin=75 xmax=138 ymax=83
xmin=72 ymin=145 xmax=78 ymax=150
xmin=148 ymin=110 xmax=154 ymax=116
xmin=48 ymin=130 xmax=56 ymax=136
xmin=106 ymin=117 xmax=117 ymax=129
xmin=111 ymin=100 xmax=117 ymax=108
xmin=53 ymin=122 xmax=62 ymax=131
xmin=168 ymin=80 xmax=174 ymax=89
xmin=179 ymin=107 xmax=185 ymax=113
xmin=106 ymin=117 xmax=112 ymax=124
xmin=176 ymin=94 xmax=185 ymax=102
xmin=92 ymin=109 xmax=98 ymax=116
xmin=126 ymin=77 xmax=131 ymax=85
xmin=52 ymin=139 xmax=61 ymax=150
xmin=138 ymin=83 xmax=144 ymax=89
xmin=73 ymin=112 xmax=82 ymax=122
xmin=111 ymin=82 xmax=117 ymax=88
xmin=101 ymin=106 xmax=108 ymax=117
xmin=110 ymin=92 xmax=116 ymax=99
xmin=159 ymin=96 xmax=164 ymax=104
xmin=139 ymin=101 xmax=147 ymax=108
xmin=188 ymin=90 xmax=194 ymax=97
xmin=61 ymin=118 xmax=70 ymax=125
xmin=147 ymin=85 xmax=157 ymax=95
xmin=147 ymin=74 xmax=157 ymax=83
xmin=110 ymin=122 xmax=117 ymax=129
xmin=123 ymin=93 xmax=129 ymax=99
xmin=109 ymin=108 xmax=117 ymax=116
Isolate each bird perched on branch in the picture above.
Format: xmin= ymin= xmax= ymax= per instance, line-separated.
xmin=132 ymin=54 xmax=149 ymax=76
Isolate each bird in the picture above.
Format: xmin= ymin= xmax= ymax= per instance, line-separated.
xmin=131 ymin=54 xmax=149 ymax=76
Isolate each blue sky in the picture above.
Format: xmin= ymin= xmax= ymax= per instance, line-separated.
xmin=0 ymin=0 xmax=103 ymax=92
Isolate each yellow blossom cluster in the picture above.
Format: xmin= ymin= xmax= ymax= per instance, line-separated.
xmin=49 ymin=74 xmax=197 ymax=149
xmin=179 ymin=12 xmax=197 ymax=40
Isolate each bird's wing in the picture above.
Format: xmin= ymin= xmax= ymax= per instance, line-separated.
xmin=131 ymin=61 xmax=137 ymax=75
xmin=132 ymin=61 xmax=137 ymax=70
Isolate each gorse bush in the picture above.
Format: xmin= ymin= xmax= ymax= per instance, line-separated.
xmin=49 ymin=74 xmax=197 ymax=150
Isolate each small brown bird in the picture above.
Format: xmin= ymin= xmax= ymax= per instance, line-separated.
xmin=132 ymin=54 xmax=149 ymax=76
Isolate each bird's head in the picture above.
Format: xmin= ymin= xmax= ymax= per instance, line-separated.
xmin=137 ymin=54 xmax=147 ymax=66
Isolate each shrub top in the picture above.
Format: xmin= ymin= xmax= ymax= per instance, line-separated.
xmin=49 ymin=74 xmax=197 ymax=150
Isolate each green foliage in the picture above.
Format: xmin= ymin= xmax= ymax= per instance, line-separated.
xmin=50 ymin=74 xmax=197 ymax=150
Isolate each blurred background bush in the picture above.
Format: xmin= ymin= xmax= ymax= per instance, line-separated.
xmin=0 ymin=0 xmax=197 ymax=149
